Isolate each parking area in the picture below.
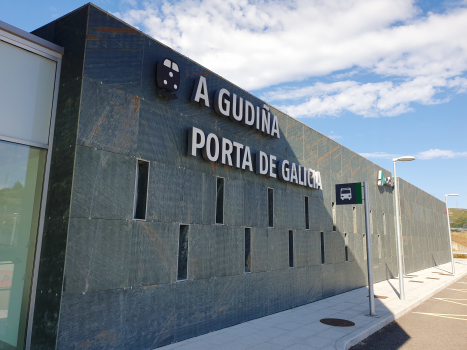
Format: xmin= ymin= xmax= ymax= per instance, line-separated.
xmin=351 ymin=266 xmax=467 ymax=349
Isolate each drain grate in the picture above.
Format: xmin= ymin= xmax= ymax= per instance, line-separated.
xmin=320 ymin=318 xmax=355 ymax=327
xmin=409 ymin=280 xmax=423 ymax=283
xmin=403 ymin=276 xmax=413 ymax=278
xmin=426 ymin=277 xmax=440 ymax=280
xmin=405 ymin=275 xmax=417 ymax=277
xmin=440 ymin=273 xmax=453 ymax=276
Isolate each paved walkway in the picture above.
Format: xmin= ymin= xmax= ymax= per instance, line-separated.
xmin=159 ymin=259 xmax=467 ymax=350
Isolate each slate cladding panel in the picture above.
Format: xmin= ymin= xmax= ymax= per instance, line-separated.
xmin=33 ymin=4 xmax=452 ymax=349
xmin=30 ymin=6 xmax=89 ymax=349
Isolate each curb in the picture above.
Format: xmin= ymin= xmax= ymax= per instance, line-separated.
xmin=335 ymin=263 xmax=467 ymax=350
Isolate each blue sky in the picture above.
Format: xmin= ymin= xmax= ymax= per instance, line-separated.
xmin=2 ymin=0 xmax=466 ymax=208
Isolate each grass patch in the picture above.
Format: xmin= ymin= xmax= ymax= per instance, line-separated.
xmin=452 ymin=231 xmax=467 ymax=247
xmin=449 ymin=208 xmax=467 ymax=228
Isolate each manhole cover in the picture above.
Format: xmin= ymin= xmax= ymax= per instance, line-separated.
xmin=320 ymin=318 xmax=355 ymax=327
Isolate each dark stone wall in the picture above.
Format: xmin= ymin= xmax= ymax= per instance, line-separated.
xmin=398 ymin=179 xmax=450 ymax=274
xmin=31 ymin=4 xmax=451 ymax=349
xmin=29 ymin=6 xmax=89 ymax=350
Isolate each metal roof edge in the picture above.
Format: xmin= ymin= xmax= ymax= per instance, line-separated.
xmin=0 ymin=19 xmax=64 ymax=54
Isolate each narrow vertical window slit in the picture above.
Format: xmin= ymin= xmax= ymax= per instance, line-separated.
xmin=289 ymin=230 xmax=294 ymax=268
xmin=383 ymin=213 xmax=386 ymax=235
xmin=177 ymin=225 xmax=189 ymax=280
xmin=332 ymin=202 xmax=336 ymax=231
xmin=363 ymin=234 xmax=367 ymax=260
xmin=305 ymin=196 xmax=309 ymax=230
xmin=245 ymin=228 xmax=251 ymax=273
xmin=134 ymin=160 xmax=149 ymax=220
xmin=216 ymin=177 xmax=224 ymax=224
xmin=352 ymin=206 xmax=357 ymax=233
xmin=378 ymin=234 xmax=382 ymax=259
xmin=321 ymin=232 xmax=325 ymax=264
xmin=268 ymin=188 xmax=274 ymax=227
xmin=345 ymin=233 xmax=349 ymax=262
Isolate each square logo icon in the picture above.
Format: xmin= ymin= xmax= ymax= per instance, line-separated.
xmin=156 ymin=58 xmax=180 ymax=99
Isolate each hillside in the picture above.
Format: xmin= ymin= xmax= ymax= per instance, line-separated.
xmin=449 ymin=208 xmax=467 ymax=228
xmin=452 ymin=232 xmax=467 ymax=248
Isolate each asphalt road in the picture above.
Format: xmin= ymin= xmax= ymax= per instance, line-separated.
xmin=351 ymin=272 xmax=467 ymax=350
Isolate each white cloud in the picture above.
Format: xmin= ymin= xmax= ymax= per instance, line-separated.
xmin=359 ymin=152 xmax=400 ymax=159
xmin=266 ymin=75 xmax=458 ymax=117
xmin=361 ymin=149 xmax=467 ymax=160
xmin=50 ymin=6 xmax=59 ymax=18
xmin=115 ymin=0 xmax=467 ymax=117
xmin=328 ymin=131 xmax=342 ymax=140
xmin=417 ymin=149 xmax=467 ymax=160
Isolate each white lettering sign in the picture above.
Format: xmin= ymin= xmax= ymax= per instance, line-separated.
xmin=191 ymin=77 xmax=280 ymax=139
xmin=188 ymin=127 xmax=322 ymax=190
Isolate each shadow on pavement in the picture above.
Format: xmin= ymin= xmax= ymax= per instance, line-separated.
xmin=350 ymin=322 xmax=410 ymax=350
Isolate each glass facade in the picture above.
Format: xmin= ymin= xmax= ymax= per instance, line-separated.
xmin=0 ymin=30 xmax=59 ymax=349
xmin=0 ymin=40 xmax=56 ymax=146
xmin=0 ymin=143 xmax=46 ymax=349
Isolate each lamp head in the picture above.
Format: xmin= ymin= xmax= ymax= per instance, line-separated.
xmin=393 ymin=156 xmax=416 ymax=162
xmin=446 ymin=194 xmax=459 ymax=197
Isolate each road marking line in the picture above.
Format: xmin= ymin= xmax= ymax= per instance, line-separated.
xmin=447 ymin=289 xmax=467 ymax=292
xmin=413 ymin=312 xmax=467 ymax=321
xmin=434 ymin=298 xmax=467 ymax=307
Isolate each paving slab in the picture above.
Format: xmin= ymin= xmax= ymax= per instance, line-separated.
xmin=156 ymin=259 xmax=467 ymax=350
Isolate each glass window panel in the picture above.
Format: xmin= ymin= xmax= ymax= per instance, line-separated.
xmin=0 ymin=40 xmax=57 ymax=145
xmin=0 ymin=141 xmax=46 ymax=349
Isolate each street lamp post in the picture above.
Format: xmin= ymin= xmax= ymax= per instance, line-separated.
xmin=445 ymin=194 xmax=459 ymax=275
xmin=393 ymin=156 xmax=415 ymax=301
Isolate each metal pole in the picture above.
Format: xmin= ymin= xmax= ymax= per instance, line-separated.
xmin=363 ymin=182 xmax=376 ymax=316
xmin=445 ymin=196 xmax=455 ymax=275
xmin=393 ymin=161 xmax=405 ymax=300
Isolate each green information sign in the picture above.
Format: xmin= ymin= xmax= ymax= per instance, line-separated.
xmin=335 ymin=182 xmax=363 ymax=205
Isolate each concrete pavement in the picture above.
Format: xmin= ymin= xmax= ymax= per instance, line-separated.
xmin=158 ymin=259 xmax=467 ymax=350
xmin=350 ymin=272 xmax=467 ymax=349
